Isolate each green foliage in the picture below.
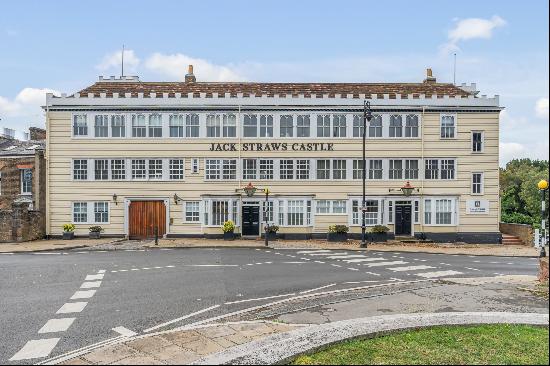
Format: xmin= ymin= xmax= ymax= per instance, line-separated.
xmin=222 ymin=220 xmax=235 ymax=233
xmin=88 ymin=226 xmax=104 ymax=233
xmin=500 ymin=158 xmax=549 ymax=227
xmin=266 ymin=225 xmax=279 ymax=233
xmin=370 ymin=225 xmax=390 ymax=233
xmin=328 ymin=225 xmax=349 ymax=233
xmin=63 ymin=223 xmax=75 ymax=232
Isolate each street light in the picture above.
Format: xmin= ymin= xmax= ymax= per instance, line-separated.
xmin=236 ymin=182 xmax=270 ymax=247
xmin=361 ymin=100 xmax=373 ymax=248
xmin=538 ymin=179 xmax=548 ymax=257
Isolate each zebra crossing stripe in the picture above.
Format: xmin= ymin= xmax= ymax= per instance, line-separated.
xmin=364 ymin=261 xmax=408 ymax=267
xmin=416 ymin=270 xmax=463 ymax=278
xmin=325 ymin=255 xmax=367 ymax=259
xmin=343 ymin=258 xmax=387 ymax=263
xmin=306 ymin=252 xmax=348 ymax=256
xmin=296 ymin=250 xmax=332 ymax=254
xmin=389 ymin=265 xmax=435 ymax=272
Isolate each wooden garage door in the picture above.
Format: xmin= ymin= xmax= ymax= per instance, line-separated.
xmin=129 ymin=201 xmax=166 ymax=239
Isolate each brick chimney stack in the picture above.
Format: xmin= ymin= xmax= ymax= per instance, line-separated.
xmin=423 ymin=68 xmax=437 ymax=84
xmin=185 ymin=65 xmax=196 ymax=83
xmin=29 ymin=127 xmax=46 ymax=140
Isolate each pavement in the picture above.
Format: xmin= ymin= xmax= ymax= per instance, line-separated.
xmin=1 ymin=246 xmax=547 ymax=364
xmin=0 ymin=238 xmax=122 ymax=253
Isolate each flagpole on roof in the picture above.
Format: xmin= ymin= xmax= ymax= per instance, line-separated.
xmin=121 ymin=44 xmax=125 ymax=77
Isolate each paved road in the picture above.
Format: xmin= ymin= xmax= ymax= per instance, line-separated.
xmin=0 ymin=247 xmax=539 ymax=364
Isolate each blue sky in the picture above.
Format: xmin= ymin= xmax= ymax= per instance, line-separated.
xmin=1 ymin=0 xmax=548 ymax=165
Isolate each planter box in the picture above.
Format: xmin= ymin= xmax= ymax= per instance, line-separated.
xmin=328 ymin=232 xmax=348 ymax=242
xmin=89 ymin=232 xmax=101 ymax=239
xmin=223 ymin=232 xmax=235 ymax=241
xmin=368 ymin=232 xmax=388 ymax=242
xmin=62 ymin=232 xmax=75 ymax=240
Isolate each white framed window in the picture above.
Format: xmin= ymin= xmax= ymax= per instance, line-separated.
xmin=296 ymin=159 xmax=310 ymax=180
xmin=205 ymin=159 xmax=221 ymax=180
xmin=316 ymin=200 xmax=347 ymax=214
xmin=94 ymin=115 xmax=109 ymax=137
xmin=388 ymin=201 xmax=393 ymax=223
xmin=405 ymin=159 xmax=419 ymax=180
xmin=132 ymin=114 xmax=147 ymax=137
xmin=206 ymin=115 xmax=221 ymax=137
xmin=472 ymin=172 xmax=484 ymax=195
xmin=369 ymin=115 xmax=383 ymax=137
xmin=169 ymin=159 xmax=185 ymax=180
xmin=169 ymin=115 xmax=184 ymax=137
xmin=243 ymin=115 xmax=258 ymax=137
xmin=351 ymin=199 xmax=379 ymax=225
xmin=424 ymin=198 xmax=457 ymax=226
xmin=316 ymin=200 xmax=331 ymax=214
xmin=131 ymin=159 xmax=147 ymax=180
xmin=148 ymin=159 xmax=163 ymax=180
xmin=259 ymin=115 xmax=274 ymax=137
xmin=389 ymin=115 xmax=403 ymax=137
xmin=425 ymin=159 xmax=439 ymax=180
xmin=441 ymin=159 xmax=455 ymax=180
xmin=316 ymin=159 xmax=330 ymax=180
xmin=111 ymin=115 xmax=126 ymax=137
xmin=296 ymin=115 xmax=310 ymax=137
xmin=73 ymin=202 xmax=88 ymax=223
xmin=262 ymin=200 xmax=274 ymax=222
xmin=111 ymin=159 xmax=126 ymax=180
xmin=73 ymin=115 xmax=88 ymax=136
xmin=280 ymin=115 xmax=294 ymax=137
xmin=405 ymin=114 xmax=419 ymax=137
xmin=185 ymin=201 xmax=200 ymax=222
xmin=186 ymin=114 xmax=200 ymax=137
xmin=317 ymin=115 xmax=330 ymax=137
xmin=203 ymin=199 xmax=239 ymax=226
xmin=73 ymin=159 xmax=88 ymax=180
xmin=205 ymin=159 xmax=237 ymax=180
xmin=72 ymin=201 xmax=109 ymax=224
xmin=332 ymin=115 xmax=346 ymax=137
xmin=94 ymin=159 xmax=109 ymax=180
xmin=333 ymin=159 xmax=347 ymax=180
xmin=148 ymin=114 xmax=163 ymax=137
xmin=242 ymin=159 xmax=257 ymax=180
xmin=223 ymin=114 xmax=237 ymax=137
xmin=352 ymin=115 xmax=364 ymax=138
xmin=280 ymin=159 xmax=294 ymax=180
xmin=368 ymin=159 xmax=383 ymax=180
xmin=222 ymin=159 xmax=237 ymax=180
xmin=353 ymin=159 xmax=364 ymax=180
xmin=414 ymin=200 xmax=420 ymax=223
xmin=94 ymin=202 xmax=109 ymax=223
xmin=440 ymin=114 xmax=456 ymax=139
xmin=259 ymin=159 xmax=274 ymax=179
xmin=389 ymin=159 xmax=403 ymax=180
xmin=20 ymin=169 xmax=32 ymax=194
xmin=472 ymin=131 xmax=484 ymax=152
xmin=287 ymin=200 xmax=305 ymax=226
xmin=192 ymin=158 xmax=199 ymax=174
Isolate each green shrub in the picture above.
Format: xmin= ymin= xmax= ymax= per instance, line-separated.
xmin=63 ymin=223 xmax=75 ymax=232
xmin=222 ymin=220 xmax=235 ymax=233
xmin=88 ymin=226 xmax=104 ymax=233
xmin=501 ymin=212 xmax=535 ymax=225
xmin=329 ymin=225 xmax=349 ymax=234
xmin=370 ymin=225 xmax=390 ymax=233
xmin=266 ymin=225 xmax=279 ymax=233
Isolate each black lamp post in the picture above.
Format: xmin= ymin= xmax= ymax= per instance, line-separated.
xmin=361 ymin=101 xmax=373 ymax=248
xmin=538 ymin=179 xmax=548 ymax=257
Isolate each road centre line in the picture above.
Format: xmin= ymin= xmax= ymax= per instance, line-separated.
xmin=70 ymin=290 xmax=96 ymax=300
xmin=80 ymin=281 xmax=102 ymax=289
xmin=85 ymin=274 xmax=104 ymax=281
xmin=225 ymin=292 xmax=296 ymax=305
xmin=143 ymin=305 xmax=220 ymax=333
xmin=56 ymin=302 xmax=87 ymax=314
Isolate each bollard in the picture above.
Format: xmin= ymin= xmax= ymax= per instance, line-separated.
xmin=154 ymin=226 xmax=158 ymax=246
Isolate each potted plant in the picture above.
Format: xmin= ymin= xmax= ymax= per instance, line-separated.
xmin=265 ymin=225 xmax=279 ymax=241
xmin=88 ymin=226 xmax=104 ymax=239
xmin=328 ymin=225 xmax=349 ymax=242
xmin=62 ymin=224 xmax=75 ymax=240
xmin=222 ymin=220 xmax=236 ymax=241
xmin=368 ymin=225 xmax=390 ymax=242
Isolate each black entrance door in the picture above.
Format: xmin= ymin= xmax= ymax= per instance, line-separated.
xmin=242 ymin=205 xmax=260 ymax=236
xmin=395 ymin=205 xmax=412 ymax=236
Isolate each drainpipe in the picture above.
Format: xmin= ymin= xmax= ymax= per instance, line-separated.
xmin=420 ymin=106 xmax=426 ymax=237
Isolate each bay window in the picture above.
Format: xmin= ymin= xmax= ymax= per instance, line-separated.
xmin=132 ymin=114 xmax=147 ymax=137
xmin=223 ymin=114 xmax=237 ymax=137
xmin=424 ymin=198 xmax=457 ymax=225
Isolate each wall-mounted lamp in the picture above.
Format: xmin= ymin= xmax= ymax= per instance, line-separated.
xmin=112 ymin=193 xmax=118 ymax=205
xmin=388 ymin=181 xmax=420 ymax=197
xmin=174 ymin=193 xmax=183 ymax=204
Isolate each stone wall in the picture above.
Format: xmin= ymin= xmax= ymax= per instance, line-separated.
xmin=540 ymin=257 xmax=549 ymax=282
xmin=499 ymin=222 xmax=534 ymax=246
xmin=0 ymin=206 xmax=45 ymax=242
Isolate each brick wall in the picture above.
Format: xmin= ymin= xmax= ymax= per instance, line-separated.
xmin=499 ymin=222 xmax=534 ymax=246
xmin=0 ymin=206 xmax=45 ymax=242
xmin=0 ymin=156 xmax=35 ymax=210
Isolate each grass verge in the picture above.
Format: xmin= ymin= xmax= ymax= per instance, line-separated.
xmin=291 ymin=324 xmax=549 ymax=365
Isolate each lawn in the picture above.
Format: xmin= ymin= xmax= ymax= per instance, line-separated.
xmin=291 ymin=324 xmax=549 ymax=365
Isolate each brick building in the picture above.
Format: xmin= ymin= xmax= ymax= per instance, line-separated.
xmin=0 ymin=129 xmax=47 ymax=242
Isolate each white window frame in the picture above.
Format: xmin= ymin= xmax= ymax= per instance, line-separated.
xmin=184 ymin=201 xmax=201 ymax=223
xmin=349 ymin=198 xmax=381 ymax=226
xmin=72 ymin=114 xmax=88 ymax=137
xmin=471 ymin=131 xmax=484 ymax=153
xmin=20 ymin=168 xmax=33 ymax=195
xmin=423 ymin=197 xmax=457 ymax=226
xmin=72 ymin=201 xmax=110 ymax=224
xmin=315 ymin=199 xmax=347 ymax=215
xmin=472 ymin=172 xmax=484 ymax=195
xmin=440 ymin=114 xmax=457 ymax=139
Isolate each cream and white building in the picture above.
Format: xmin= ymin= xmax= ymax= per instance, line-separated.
xmin=44 ymin=67 xmax=502 ymax=243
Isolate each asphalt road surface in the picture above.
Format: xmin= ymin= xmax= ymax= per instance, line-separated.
xmin=0 ymin=247 xmax=539 ymax=364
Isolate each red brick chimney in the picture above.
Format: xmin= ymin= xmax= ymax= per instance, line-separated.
xmin=185 ymin=65 xmax=196 ymax=83
xmin=423 ymin=68 xmax=437 ymax=83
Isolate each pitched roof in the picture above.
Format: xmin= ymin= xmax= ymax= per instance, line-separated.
xmin=77 ymin=81 xmax=473 ymax=99
xmin=0 ymin=139 xmax=45 ymax=157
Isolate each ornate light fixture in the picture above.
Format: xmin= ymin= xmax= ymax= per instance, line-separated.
xmin=243 ymin=182 xmax=258 ymax=197
xmin=389 ymin=181 xmax=420 ymax=196
xmin=112 ymin=193 xmax=118 ymax=205
xmin=174 ymin=193 xmax=183 ymax=204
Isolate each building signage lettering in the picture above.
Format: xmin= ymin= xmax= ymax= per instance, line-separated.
xmin=466 ymin=199 xmax=490 ymax=215
xmin=209 ymin=142 xmax=334 ymax=152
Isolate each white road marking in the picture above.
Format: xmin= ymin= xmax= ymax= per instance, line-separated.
xmin=314 ymin=261 xmax=326 ymax=264
xmin=439 ymin=263 xmax=452 ymax=266
xmin=326 ymin=255 xmax=367 ymax=259
xmin=365 ymin=261 xmax=408 ymax=267
xmin=0 ymin=252 xmax=14 ymax=255
xmin=464 ymin=267 xmax=480 ymax=271
xmin=85 ymin=274 xmax=104 ymax=281
xmin=119 ymin=269 xmax=128 ymax=272
xmin=365 ymin=271 xmax=381 ymax=276
xmin=306 ymin=252 xmax=348 ymax=256
xmin=70 ymin=290 xmax=96 ymax=300
xmin=225 ymin=292 xmax=296 ymax=305
xmin=299 ymin=284 xmax=336 ymax=294
xmin=38 ymin=318 xmax=76 ymax=334
xmin=343 ymin=280 xmax=380 ymax=284
xmin=34 ymin=253 xmax=60 ymax=255
xmin=10 ymin=338 xmax=61 ymax=361
xmin=112 ymin=326 xmax=137 ymax=337
xmin=296 ymin=250 xmax=332 ymax=254
xmin=142 ymin=267 xmax=151 ymax=270
xmin=330 ymin=264 xmax=342 ymax=267
xmin=343 ymin=258 xmax=387 ymax=263
xmin=97 ymin=270 xmax=106 ymax=274
xmin=389 ymin=265 xmax=435 ymax=272
xmin=130 ymin=268 xmax=139 ymax=271
xmin=143 ymin=305 xmax=220 ymax=333
xmin=154 ymin=266 xmax=162 ymax=269
xmin=166 ymin=265 xmax=175 ymax=268
xmin=347 ymin=267 xmax=359 ymax=271
xmin=56 ymin=302 xmax=87 ymax=314
xmin=300 ymin=258 xmax=311 ymax=261
xmin=80 ymin=281 xmax=102 ymax=289
xmin=283 ymin=261 xmax=307 ymax=264
xmin=111 ymin=270 xmax=118 ymax=273
xmin=417 ymin=270 xmax=463 ymax=278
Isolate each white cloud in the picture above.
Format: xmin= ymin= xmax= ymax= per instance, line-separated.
xmin=535 ymin=97 xmax=549 ymax=119
xmin=441 ymin=15 xmax=506 ymax=54
xmin=0 ymin=87 xmax=59 ymax=117
xmin=145 ymin=53 xmax=245 ymax=82
xmin=500 ymin=142 xmax=527 ymax=164
xmin=96 ymin=49 xmax=140 ymax=73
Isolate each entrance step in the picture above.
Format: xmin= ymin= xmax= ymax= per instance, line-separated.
xmin=501 ymin=234 xmax=524 ymax=245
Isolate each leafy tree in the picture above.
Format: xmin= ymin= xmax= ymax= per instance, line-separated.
xmin=500 ymin=158 xmax=549 ymax=228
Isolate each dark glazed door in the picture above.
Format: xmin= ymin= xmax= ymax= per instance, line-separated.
xmin=242 ymin=206 xmax=260 ymax=236
xmin=395 ymin=205 xmax=412 ymax=236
